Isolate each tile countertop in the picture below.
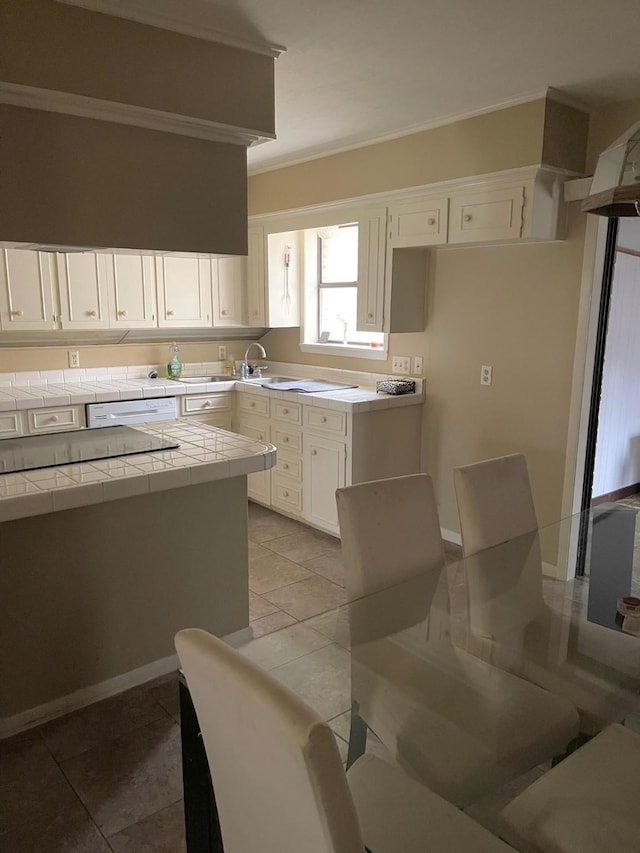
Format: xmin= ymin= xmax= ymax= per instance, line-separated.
xmin=0 ymin=421 xmax=276 ymax=523
xmin=0 ymin=364 xmax=425 ymax=414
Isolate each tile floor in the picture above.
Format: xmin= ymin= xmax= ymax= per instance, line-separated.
xmin=0 ymin=502 xmax=354 ymax=852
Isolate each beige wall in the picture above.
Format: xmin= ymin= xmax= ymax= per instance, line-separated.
xmin=251 ymin=95 xmax=592 ymax=532
xmin=0 ymin=341 xmax=252 ymax=372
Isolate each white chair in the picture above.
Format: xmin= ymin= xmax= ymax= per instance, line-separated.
xmin=453 ymin=452 xmax=640 ymax=736
xmin=175 ymin=627 xmax=514 ymax=853
xmin=336 ymin=473 xmax=580 ymax=807
xmin=501 ymin=722 xmax=640 ymax=853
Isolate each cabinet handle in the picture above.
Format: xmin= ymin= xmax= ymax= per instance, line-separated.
xmin=10 ymin=309 xmax=24 ymax=317
xmin=463 ymin=214 xmax=472 ymax=222
xmin=167 ymin=309 xmax=175 ymax=316
xmin=49 ymin=415 xmax=59 ymax=423
xmin=88 ymin=310 xmax=97 ymax=317
xmin=427 ymin=217 xmax=436 ymax=226
xmin=117 ymin=309 xmax=128 ymax=317
xmin=311 ymin=448 xmax=318 ymax=456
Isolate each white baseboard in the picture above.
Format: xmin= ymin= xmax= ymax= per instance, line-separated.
xmin=0 ymin=653 xmax=180 ymax=740
xmin=441 ymin=527 xmax=462 ymax=546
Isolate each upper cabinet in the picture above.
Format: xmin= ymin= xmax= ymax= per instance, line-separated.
xmin=448 ymin=186 xmax=525 ymax=244
xmin=388 ymin=197 xmax=448 ymax=247
xmin=246 ymin=226 xmax=267 ymax=327
xmin=155 ymin=257 xmax=213 ymax=328
xmin=105 ymin=254 xmax=157 ymax=329
xmin=0 ymin=250 xmax=57 ymax=330
xmin=357 ymin=207 xmax=388 ymax=334
xmin=56 ymin=253 xmax=110 ymax=329
xmin=247 ymin=226 xmax=301 ymax=329
xmin=214 ymin=257 xmax=246 ymax=327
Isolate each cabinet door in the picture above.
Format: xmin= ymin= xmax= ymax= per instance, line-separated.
xmin=246 ymin=226 xmax=266 ymax=327
xmin=56 ymin=252 xmax=110 ymax=329
xmin=213 ymin=257 xmax=245 ymax=326
xmin=357 ymin=207 xmax=387 ymax=333
xmin=236 ymin=416 xmax=271 ymax=504
xmin=388 ymin=197 xmax=448 ymax=247
xmin=303 ymin=434 xmax=346 ymax=534
xmin=106 ymin=254 xmax=157 ymax=329
xmin=0 ymin=249 xmax=57 ymax=330
xmin=156 ymin=256 xmax=212 ymax=327
xmin=448 ymin=186 xmax=525 ymax=244
xmin=266 ymin=230 xmax=301 ymax=327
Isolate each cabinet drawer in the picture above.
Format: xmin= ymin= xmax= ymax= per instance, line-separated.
xmin=271 ymin=424 xmax=302 ymax=454
xmin=304 ymin=407 xmax=346 ymax=436
xmin=181 ymin=393 xmax=231 ymax=415
xmin=0 ymin=410 xmax=26 ymax=439
xmin=28 ymin=405 xmax=85 ymax=434
xmin=237 ymin=418 xmax=269 ymax=444
xmin=237 ymin=394 xmax=269 ymax=417
xmin=274 ymin=451 xmax=302 ymax=481
xmin=271 ymin=399 xmax=302 ymax=425
xmin=272 ymin=474 xmax=303 ymax=514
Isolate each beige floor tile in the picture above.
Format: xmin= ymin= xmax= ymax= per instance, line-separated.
xmin=266 ymin=529 xmax=342 ymax=563
xmin=302 ymin=551 xmax=346 ymax=587
xmin=147 ymin=673 xmax=181 ymax=723
xmin=249 ymin=552 xmax=314 ymax=594
xmin=2 ymin=806 xmax=111 ymax=853
xmin=238 ymin=623 xmax=331 ymax=671
xmin=107 ymin=800 xmax=186 ymax=853
xmin=249 ymin=590 xmax=281 ymax=619
xmin=250 ymin=610 xmax=298 ymax=637
xmin=61 ymin=716 xmax=183 ymax=838
xmin=248 ymin=540 xmax=273 ymax=563
xmin=40 ymin=682 xmax=169 ymax=762
xmin=248 ymin=513 xmax=309 ymax=544
xmin=270 ymin=644 xmax=351 ymax=721
xmin=305 ymin=608 xmax=352 ymax=648
xmin=263 ymin=575 xmax=346 ymax=620
xmin=328 ymin=710 xmax=352 ymax=743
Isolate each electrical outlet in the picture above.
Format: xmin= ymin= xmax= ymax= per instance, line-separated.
xmin=218 ymin=345 xmax=227 ymax=360
xmin=68 ymin=350 xmax=80 ymax=368
xmin=480 ymin=364 xmax=493 ymax=386
xmin=413 ymin=356 xmax=424 ymax=375
xmin=392 ymin=356 xmax=411 ymax=375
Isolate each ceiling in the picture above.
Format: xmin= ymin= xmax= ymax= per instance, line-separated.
xmin=62 ymin=0 xmax=640 ymax=173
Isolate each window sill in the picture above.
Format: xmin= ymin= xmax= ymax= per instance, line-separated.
xmin=299 ymin=342 xmax=387 ymax=360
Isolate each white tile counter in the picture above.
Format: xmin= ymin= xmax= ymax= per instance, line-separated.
xmin=0 ymin=420 xmax=275 ymax=522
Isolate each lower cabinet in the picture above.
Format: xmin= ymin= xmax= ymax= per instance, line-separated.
xmin=232 ymin=390 xmax=423 ymax=537
xmin=180 ymin=392 xmax=232 ymax=430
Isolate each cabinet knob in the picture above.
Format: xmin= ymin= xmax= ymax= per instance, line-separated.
xmin=167 ymin=309 xmax=175 ymax=316
xmin=11 ymin=309 xmax=24 ymax=316
xmin=49 ymin=415 xmax=59 ymax=423
xmin=320 ymin=416 xmax=327 ymax=423
xmin=117 ymin=309 xmax=128 ymax=317
xmin=282 ymin=408 xmax=289 ymax=415
xmin=221 ymin=309 xmax=229 ymax=316
xmin=249 ymin=401 xmax=255 ymax=408
xmin=259 ymin=433 xmax=264 ymax=441
xmin=367 ymin=312 xmax=373 ymax=320
xmin=283 ymin=462 xmax=289 ymax=470
xmin=203 ymin=400 xmax=212 ymax=407
xmin=88 ymin=310 xmax=97 ymax=317
xmin=463 ymin=214 xmax=472 ymax=222
xmin=283 ymin=490 xmax=289 ymax=498
xmin=283 ymin=436 xmax=289 ymax=443
xmin=311 ymin=448 xmax=318 ymax=456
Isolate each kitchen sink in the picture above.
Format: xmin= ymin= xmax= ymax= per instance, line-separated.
xmin=170 ymin=375 xmax=233 ymax=383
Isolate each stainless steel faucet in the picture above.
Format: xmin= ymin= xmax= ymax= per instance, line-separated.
xmin=241 ymin=342 xmax=267 ymax=379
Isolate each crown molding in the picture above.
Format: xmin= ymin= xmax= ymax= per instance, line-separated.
xmin=56 ymin=0 xmax=286 ymax=58
xmin=0 ymin=83 xmax=276 ymax=146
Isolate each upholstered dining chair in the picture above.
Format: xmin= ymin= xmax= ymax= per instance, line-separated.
xmin=175 ymin=627 xmax=514 ymax=853
xmin=453 ymin=452 xmax=640 ymax=737
xmin=335 ymin=473 xmax=580 ymax=808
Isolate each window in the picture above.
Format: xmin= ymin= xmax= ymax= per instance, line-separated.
xmin=299 ymin=221 xmax=385 ymax=357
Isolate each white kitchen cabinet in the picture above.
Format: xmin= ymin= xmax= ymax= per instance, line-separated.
xmin=234 ymin=391 xmax=271 ymax=502
xmin=27 ymin=404 xmax=86 ymax=433
xmin=246 ymin=225 xmax=267 ymax=327
xmin=0 ymin=411 xmax=26 ymax=439
xmin=180 ymin=392 xmax=232 ymax=430
xmin=448 ymin=185 xmax=525 ymax=244
xmin=0 ymin=249 xmax=57 ymax=330
xmin=388 ymin=196 xmax=448 ymax=247
xmin=56 ymin=253 xmax=110 ymax=329
xmin=266 ymin=230 xmax=301 ymax=327
xmin=105 ymin=254 xmax=157 ymax=329
xmin=357 ymin=206 xmax=387 ymax=333
xmin=214 ymin=256 xmax=246 ymax=326
xmin=155 ymin=256 xmax=213 ymax=328
xmin=303 ymin=433 xmax=346 ymax=532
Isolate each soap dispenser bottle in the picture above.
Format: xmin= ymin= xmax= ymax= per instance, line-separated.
xmin=167 ymin=342 xmax=182 ymax=379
